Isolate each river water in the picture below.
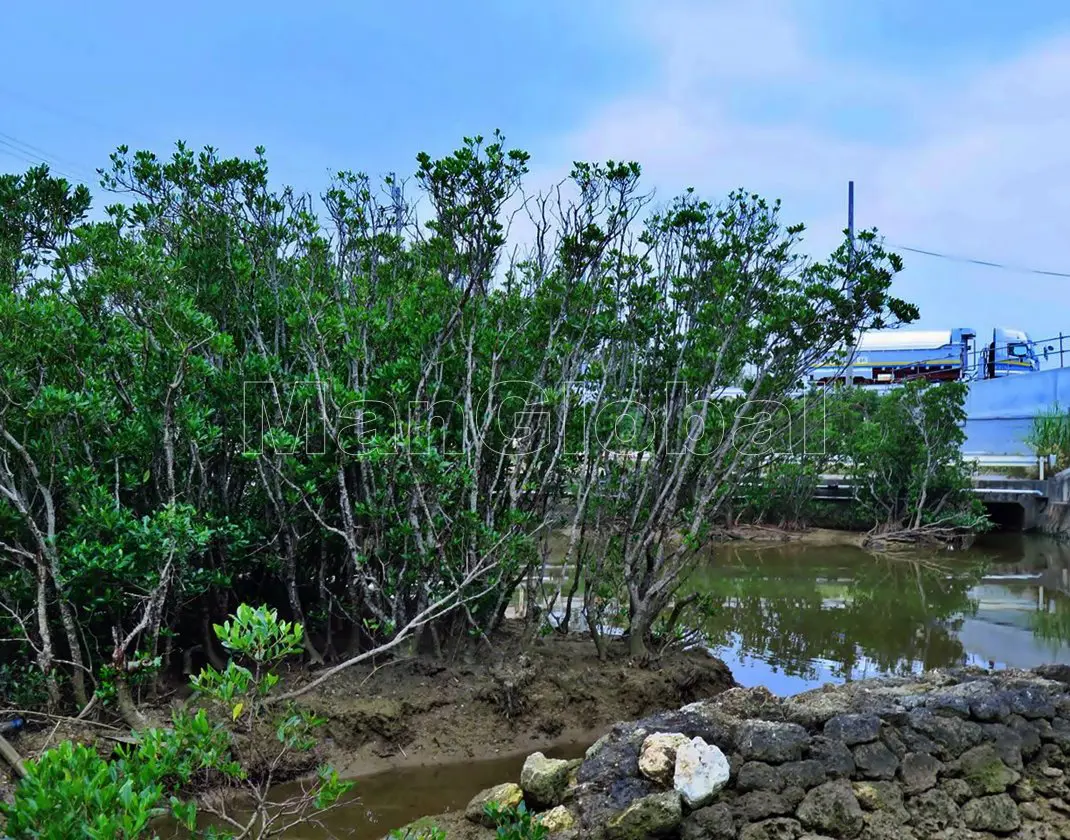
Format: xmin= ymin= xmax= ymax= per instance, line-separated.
xmin=186 ymin=532 xmax=1070 ymax=838
xmin=694 ymin=531 xmax=1070 ymax=695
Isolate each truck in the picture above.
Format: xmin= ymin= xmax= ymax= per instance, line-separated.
xmin=807 ymin=327 xmax=1041 ymax=386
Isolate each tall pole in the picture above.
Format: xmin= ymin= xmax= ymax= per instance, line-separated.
xmin=848 ymin=180 xmax=855 ymax=265
xmin=846 ymin=181 xmax=856 ymax=385
xmin=389 ymin=172 xmax=403 ymax=238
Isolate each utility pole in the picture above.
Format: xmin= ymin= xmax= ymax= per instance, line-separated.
xmin=848 ymin=180 xmax=855 ymax=265
xmin=388 ymin=172 xmax=402 ymax=324
xmin=846 ymin=181 xmax=856 ymax=385
xmin=389 ymin=172 xmax=403 ymax=238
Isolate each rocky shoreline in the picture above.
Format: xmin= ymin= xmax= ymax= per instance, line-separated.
xmin=422 ymin=665 xmax=1070 ymax=839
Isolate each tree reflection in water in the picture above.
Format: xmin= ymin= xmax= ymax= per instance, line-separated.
xmin=689 ymin=543 xmax=987 ymax=682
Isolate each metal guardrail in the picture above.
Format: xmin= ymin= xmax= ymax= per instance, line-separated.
xmin=964 ymin=453 xmax=1053 ymax=479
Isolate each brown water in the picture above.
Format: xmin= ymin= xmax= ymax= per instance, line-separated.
xmin=174 ymin=742 xmax=588 ymax=839
xmin=181 ymin=531 xmax=1070 ymax=838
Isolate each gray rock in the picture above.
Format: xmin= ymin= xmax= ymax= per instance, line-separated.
xmin=740 ymin=817 xmax=804 ymax=840
xmin=1008 ymin=687 xmax=1056 ymax=720
xmin=859 ymin=811 xmax=916 ymax=840
xmin=782 ymin=785 xmax=807 ymax=810
xmin=1048 ymin=716 xmax=1070 ymax=750
xmin=1035 ymin=664 xmax=1070 ymax=685
xmin=738 ymin=720 xmax=810 ymax=764
xmin=681 ymin=802 xmax=735 ymax=840
xmin=907 ymin=709 xmax=983 ymax=759
xmin=605 ymin=791 xmax=683 ymax=840
xmin=739 ymin=761 xmax=786 ymax=792
xmin=962 ymin=793 xmax=1021 ymax=833
xmin=979 ymin=723 xmax=1026 ymax=770
xmin=712 ymin=685 xmax=784 ymax=721
xmin=957 ymin=743 xmax=1021 ymax=795
xmin=796 ymin=780 xmax=864 ymax=838
xmin=824 ymin=714 xmax=881 ymax=746
xmin=734 ymin=790 xmax=792 ymax=822
xmin=853 ymin=741 xmax=900 ymax=780
xmin=905 ymin=788 xmax=959 ymax=834
xmin=1011 ymin=778 xmax=1037 ymax=802
xmin=850 ymin=780 xmax=908 ymax=823
xmin=522 ymin=751 xmax=575 ymax=808
xmin=1009 ymin=714 xmax=1043 ymax=758
xmin=642 ymin=703 xmax=738 ymax=752
xmin=1006 ymin=824 xmax=1063 ymax=840
xmin=971 ymin=689 xmax=1012 ymax=722
xmin=577 ymin=727 xmax=645 ymax=789
xmin=897 ymin=726 xmax=939 ymax=756
xmin=924 ymin=691 xmax=971 ymax=718
xmin=898 ymin=752 xmax=942 ymax=794
xmin=880 ymin=726 xmax=908 ymax=760
xmin=807 ymin=736 xmax=856 ymax=778
xmin=929 ymin=679 xmax=1007 ymax=722
xmin=783 ymin=683 xmax=864 ymax=728
xmin=781 ymin=759 xmax=827 ymax=790
xmin=939 ymin=777 xmax=972 ymax=804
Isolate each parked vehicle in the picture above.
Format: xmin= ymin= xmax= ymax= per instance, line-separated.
xmin=808 ymin=327 xmax=1040 ymax=386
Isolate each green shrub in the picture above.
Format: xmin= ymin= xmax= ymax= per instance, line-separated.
xmin=0 ymin=604 xmax=350 ymax=839
xmin=1028 ymin=404 xmax=1070 ymax=470
xmin=388 ymin=825 xmax=447 ymax=840
xmin=484 ymin=802 xmax=548 ymax=840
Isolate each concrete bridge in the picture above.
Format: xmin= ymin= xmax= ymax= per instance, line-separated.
xmin=957 ymin=365 xmax=1070 ymax=532
xmin=813 ymin=469 xmax=1070 ymax=533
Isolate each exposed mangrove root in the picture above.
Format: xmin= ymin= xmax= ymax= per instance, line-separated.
xmin=862 ymin=522 xmax=976 ymax=551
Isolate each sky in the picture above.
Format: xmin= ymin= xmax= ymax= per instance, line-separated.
xmin=5 ymin=0 xmax=1070 ymax=345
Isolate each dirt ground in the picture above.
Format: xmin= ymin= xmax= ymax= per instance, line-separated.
xmin=0 ymin=624 xmax=734 ymax=799
xmin=299 ymin=626 xmax=734 ymax=777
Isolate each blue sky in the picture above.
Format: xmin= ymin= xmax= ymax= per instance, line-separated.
xmin=5 ymin=1 xmax=1070 ymax=344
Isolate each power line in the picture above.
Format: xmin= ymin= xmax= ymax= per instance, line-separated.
xmin=0 ymin=84 xmax=126 ymax=141
xmin=0 ymin=136 xmax=90 ymax=185
xmin=0 ymin=131 xmax=92 ymax=181
xmin=893 ymin=243 xmax=1070 ymax=280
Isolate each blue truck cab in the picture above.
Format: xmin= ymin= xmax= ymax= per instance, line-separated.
xmin=983 ymin=327 xmax=1041 ymax=377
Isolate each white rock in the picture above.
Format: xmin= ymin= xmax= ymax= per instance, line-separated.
xmin=638 ymin=732 xmax=691 ymax=786
xmin=673 ymin=736 xmax=731 ymax=808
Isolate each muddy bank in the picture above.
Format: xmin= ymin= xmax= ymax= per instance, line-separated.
xmin=429 ymin=665 xmax=1070 ymax=839
xmin=726 ymin=526 xmax=866 ymax=547
xmin=298 ymin=628 xmax=734 ymax=777
xmin=0 ymin=626 xmax=734 ymax=797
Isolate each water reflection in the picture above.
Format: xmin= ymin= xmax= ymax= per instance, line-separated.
xmin=694 ymin=534 xmax=1070 ymax=695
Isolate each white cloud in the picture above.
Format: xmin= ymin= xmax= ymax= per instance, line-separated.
xmin=549 ymin=0 xmax=1070 ymax=338
xmin=635 ymin=0 xmax=816 ymax=91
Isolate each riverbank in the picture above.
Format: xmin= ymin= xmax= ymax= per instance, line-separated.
xmin=727 ymin=525 xmax=867 ymax=546
xmin=416 ymin=665 xmax=1070 ymax=839
xmin=290 ymin=627 xmax=734 ymax=778
xmin=0 ymin=625 xmax=734 ymax=798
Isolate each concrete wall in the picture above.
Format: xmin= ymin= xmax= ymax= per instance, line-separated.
xmin=964 ymin=368 xmax=1070 ymax=456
